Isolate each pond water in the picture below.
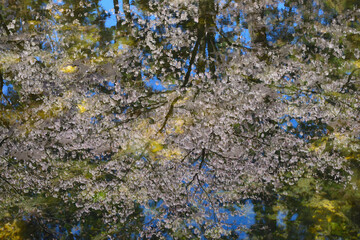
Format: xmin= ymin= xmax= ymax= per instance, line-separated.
xmin=1 ymin=0 xmax=360 ymax=239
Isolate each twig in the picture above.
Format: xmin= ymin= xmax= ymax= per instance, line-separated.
xmin=199 ymin=148 xmax=206 ymax=170
xmin=180 ymin=149 xmax=195 ymax=163
xmin=0 ymin=175 xmax=21 ymax=195
xmin=340 ymin=68 xmax=360 ymax=93
xmin=215 ymin=25 xmax=251 ymax=50
xmin=158 ymin=96 xmax=181 ymax=133
xmin=196 ymin=174 xmax=218 ymax=223
xmin=181 ymin=36 xmax=201 ymax=88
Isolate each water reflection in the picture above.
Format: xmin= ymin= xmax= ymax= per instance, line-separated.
xmin=1 ymin=0 xmax=360 ymax=239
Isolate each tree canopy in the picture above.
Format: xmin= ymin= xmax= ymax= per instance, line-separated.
xmin=1 ymin=0 xmax=360 ymax=239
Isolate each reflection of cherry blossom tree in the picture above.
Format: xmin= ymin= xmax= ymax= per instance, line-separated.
xmin=1 ymin=0 xmax=360 ymax=238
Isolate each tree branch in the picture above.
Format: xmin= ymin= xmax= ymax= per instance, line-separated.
xmin=0 ymin=175 xmax=20 ymax=195
xmin=181 ymin=37 xmax=201 ymax=88
xmin=158 ymin=95 xmax=181 ymax=133
xmin=215 ymin=25 xmax=251 ymax=50
xmin=340 ymin=68 xmax=360 ymax=93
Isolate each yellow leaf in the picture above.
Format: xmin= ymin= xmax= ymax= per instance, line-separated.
xmin=28 ymin=20 xmax=40 ymax=25
xmin=0 ymin=220 xmax=22 ymax=240
xmin=318 ymin=199 xmax=336 ymax=213
xmin=354 ymin=60 xmax=360 ymax=68
xmin=309 ymin=137 xmax=328 ymax=152
xmin=345 ymin=153 xmax=360 ymax=160
xmin=90 ymin=57 xmax=105 ymax=64
xmin=174 ymin=119 xmax=185 ymax=134
xmin=161 ymin=148 xmax=183 ymax=160
xmin=77 ymin=100 xmax=86 ymax=113
xmin=150 ymin=141 xmax=163 ymax=153
xmin=60 ymin=65 xmax=77 ymax=73
xmin=334 ymin=132 xmax=346 ymax=141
